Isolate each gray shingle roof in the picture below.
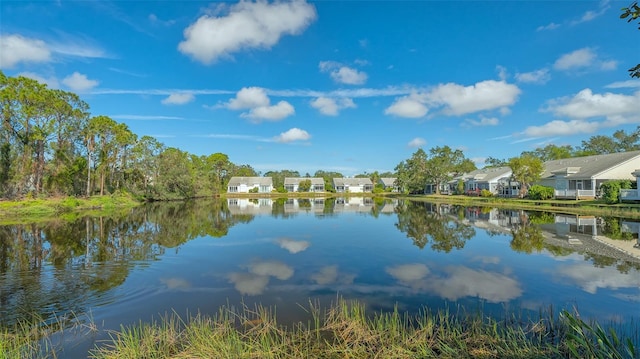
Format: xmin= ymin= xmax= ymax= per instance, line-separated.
xmin=333 ymin=178 xmax=373 ymax=186
xmin=227 ymin=176 xmax=273 ymax=186
xmin=459 ymin=166 xmax=512 ymax=183
xmin=284 ymin=177 xmax=325 ymax=185
xmin=540 ymin=150 xmax=640 ymax=179
xmin=379 ymin=177 xmax=397 ymax=186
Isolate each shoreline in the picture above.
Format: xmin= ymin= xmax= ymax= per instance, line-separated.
xmin=3 ymin=192 xmax=640 ymax=222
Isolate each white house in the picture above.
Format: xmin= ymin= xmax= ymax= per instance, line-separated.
xmin=378 ymin=177 xmax=399 ymax=192
xmin=333 ymin=178 xmax=373 ymax=193
xmin=284 ymin=177 xmax=325 ymax=192
xmin=537 ymin=150 xmax=640 ymax=199
xmin=227 ymin=176 xmax=273 ymax=193
xmin=458 ymin=166 xmax=515 ymax=196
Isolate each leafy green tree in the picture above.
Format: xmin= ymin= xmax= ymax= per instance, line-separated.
xmin=521 ymin=144 xmax=575 ymax=162
xmin=297 ymin=179 xmax=312 ymax=192
xmin=395 ymin=148 xmax=428 ymax=194
xmin=264 ymin=170 xmax=300 ymax=189
xmin=579 ymin=127 xmax=640 ymax=155
xmin=508 ymin=155 xmax=543 ymax=198
xmin=314 ymin=170 xmax=344 ymax=192
xmin=621 ymin=1 xmax=640 ymax=77
xmin=427 ymin=146 xmax=476 ymax=194
xmin=484 ymin=156 xmax=507 ymax=168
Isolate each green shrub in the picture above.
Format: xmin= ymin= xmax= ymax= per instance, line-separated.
xmin=527 ymin=185 xmax=555 ymax=200
xmin=480 ymin=189 xmax=493 ymax=197
xmin=600 ymin=180 xmax=632 ymax=204
xmin=248 ymin=187 xmax=259 ymax=193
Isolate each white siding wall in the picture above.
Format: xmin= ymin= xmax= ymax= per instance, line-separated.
xmin=595 ymin=160 xmax=640 ymax=180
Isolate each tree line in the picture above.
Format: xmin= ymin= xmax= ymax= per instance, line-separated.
xmin=0 ymin=71 xmax=259 ymax=200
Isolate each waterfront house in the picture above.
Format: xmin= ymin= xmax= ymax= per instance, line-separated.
xmin=378 ymin=177 xmax=399 ymax=192
xmin=227 ymin=176 xmax=273 ymax=193
xmin=333 ymin=178 xmax=373 ymax=193
xmin=537 ymin=150 xmax=640 ymax=199
xmin=284 ymin=177 xmax=325 ymax=192
xmin=458 ymin=166 xmax=515 ymax=196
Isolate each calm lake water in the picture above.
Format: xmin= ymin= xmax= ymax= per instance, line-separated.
xmin=1 ymin=197 xmax=640 ymax=355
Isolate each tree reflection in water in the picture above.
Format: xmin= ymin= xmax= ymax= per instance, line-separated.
xmin=394 ymin=201 xmax=475 ymax=252
xmin=0 ymin=199 xmax=252 ymax=327
xmin=509 ymin=211 xmax=545 ymax=254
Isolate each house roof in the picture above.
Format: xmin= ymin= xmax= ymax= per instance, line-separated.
xmin=284 ymin=177 xmax=325 ymax=185
xmin=227 ymin=176 xmax=273 ymax=186
xmin=459 ymin=166 xmax=513 ymax=183
xmin=333 ymin=177 xmax=373 ymax=186
xmin=378 ymin=177 xmax=397 ymax=186
xmin=540 ymin=150 xmax=640 ymax=179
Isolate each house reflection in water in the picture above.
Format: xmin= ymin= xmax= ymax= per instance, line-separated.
xmin=227 ymin=198 xmax=273 ymax=215
xmin=554 ymin=214 xmax=599 ymax=239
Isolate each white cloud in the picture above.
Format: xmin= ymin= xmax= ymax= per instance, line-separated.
xmin=276 ymin=238 xmax=310 ymax=254
xmin=274 ymin=128 xmax=310 ymax=143
xmin=523 ymin=89 xmax=640 ymax=138
xmin=427 ymin=80 xmax=521 ymax=116
xmin=225 ymin=87 xmax=271 ymax=109
xmin=463 ymin=116 xmax=499 ymax=127
xmin=310 ymin=97 xmax=356 ymax=116
xmin=161 ymin=93 xmax=195 ymax=105
xmin=546 ymin=89 xmax=640 ymax=119
xmin=605 ymin=80 xmax=640 ymax=89
xmin=384 ymin=94 xmax=428 ymax=118
xmin=515 ymin=68 xmax=550 ymax=84
xmin=17 ymin=72 xmax=59 ymax=89
xmin=385 ymin=80 xmax=520 ymax=118
xmin=178 ymin=0 xmax=316 ymax=64
xmin=62 ymin=72 xmax=99 ymax=92
xmin=553 ymin=48 xmax=596 ymax=70
xmin=600 ymin=60 xmax=617 ymax=71
xmin=523 ymin=119 xmax=601 ymax=137
xmin=0 ymin=34 xmax=51 ymax=68
xmin=570 ymin=4 xmax=609 ymax=26
xmin=407 ymin=137 xmax=426 ymax=148
xmin=536 ymin=22 xmax=560 ymax=31
xmin=496 ymin=65 xmax=508 ymax=81
xmin=319 ymin=61 xmax=368 ymax=85
xmin=244 ymin=101 xmax=294 ymax=121
xmin=221 ymin=87 xmax=294 ymax=122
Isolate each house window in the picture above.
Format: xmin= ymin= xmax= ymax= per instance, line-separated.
xmin=260 ymin=185 xmax=270 ymax=193
xmin=229 ymin=186 xmax=238 ymax=193
xmin=285 ymin=185 xmax=295 ymax=192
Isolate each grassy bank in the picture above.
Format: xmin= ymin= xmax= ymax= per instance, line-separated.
xmin=3 ymin=299 xmax=637 ymax=359
xmin=0 ymin=192 xmax=140 ymax=224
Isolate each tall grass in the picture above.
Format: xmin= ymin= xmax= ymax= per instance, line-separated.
xmin=89 ymin=298 xmax=639 ymax=359
xmin=3 ymin=300 xmax=637 ymax=358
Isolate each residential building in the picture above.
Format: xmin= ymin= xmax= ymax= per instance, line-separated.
xmin=284 ymin=177 xmax=325 ymax=192
xmin=538 ymin=150 xmax=640 ymax=199
xmin=227 ymin=176 xmax=273 ymax=193
xmin=378 ymin=177 xmax=399 ymax=192
xmin=333 ymin=178 xmax=373 ymax=193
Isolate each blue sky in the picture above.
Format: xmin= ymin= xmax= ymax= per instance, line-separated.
xmin=1 ymin=0 xmax=640 ymax=176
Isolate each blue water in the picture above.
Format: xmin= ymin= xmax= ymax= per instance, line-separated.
xmin=1 ymin=197 xmax=639 ymax=355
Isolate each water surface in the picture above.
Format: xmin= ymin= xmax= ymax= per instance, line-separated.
xmin=1 ymin=197 xmax=639 ymax=354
